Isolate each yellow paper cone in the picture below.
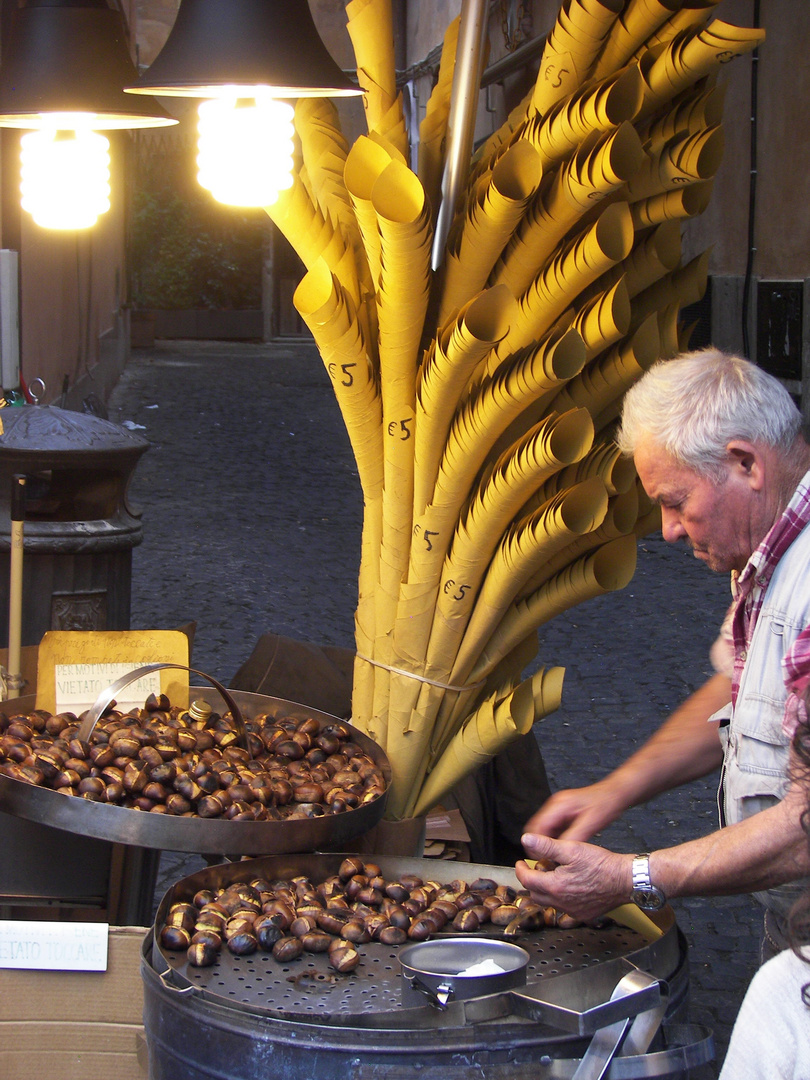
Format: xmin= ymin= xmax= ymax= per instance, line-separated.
xmin=450 ymin=477 xmax=608 ymax=673
xmin=415 ymin=284 xmax=516 ymax=513
xmin=412 ymin=666 xmax=564 ymax=815
xmin=533 ymin=0 xmax=623 ymax=115
xmin=466 ymin=535 xmax=637 ymax=684
xmin=592 ymin=0 xmax=681 ymax=81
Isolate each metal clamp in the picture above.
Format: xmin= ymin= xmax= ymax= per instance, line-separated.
xmin=0 ymin=665 xmax=27 ymax=700
xmin=404 ymin=972 xmax=456 ymax=1010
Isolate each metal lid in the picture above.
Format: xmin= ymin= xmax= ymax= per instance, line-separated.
xmin=0 ymin=404 xmax=149 ymax=459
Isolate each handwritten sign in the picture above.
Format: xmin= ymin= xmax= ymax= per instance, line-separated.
xmin=0 ymin=920 xmax=109 ymax=971
xmin=36 ymin=630 xmax=190 ymax=715
xmin=55 ymin=662 xmax=162 ymax=714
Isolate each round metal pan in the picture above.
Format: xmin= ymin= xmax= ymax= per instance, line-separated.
xmin=0 ymin=689 xmax=391 ymax=855
xmin=148 ymin=854 xmax=682 ymax=1027
xmin=398 ymin=937 xmax=530 ymax=1006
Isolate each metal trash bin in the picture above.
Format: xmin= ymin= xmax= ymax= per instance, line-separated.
xmin=0 ymin=401 xmax=148 ymax=646
xmin=0 ymin=404 xmax=151 ymax=923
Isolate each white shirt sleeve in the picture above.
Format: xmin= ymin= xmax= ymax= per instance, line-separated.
xmin=719 ymin=948 xmax=810 ymax=1079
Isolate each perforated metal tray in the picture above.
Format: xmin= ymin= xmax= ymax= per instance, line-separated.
xmin=148 ymin=853 xmax=680 ymax=1027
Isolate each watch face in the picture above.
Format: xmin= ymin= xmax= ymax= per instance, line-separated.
xmin=631 ymin=887 xmax=666 ymax=911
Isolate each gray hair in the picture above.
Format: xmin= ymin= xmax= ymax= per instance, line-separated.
xmin=617 ymin=348 xmax=803 ymax=479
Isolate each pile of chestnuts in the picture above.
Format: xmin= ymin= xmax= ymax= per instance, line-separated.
xmin=160 ymin=857 xmax=581 ymax=973
xmin=0 ymin=695 xmax=386 ymax=820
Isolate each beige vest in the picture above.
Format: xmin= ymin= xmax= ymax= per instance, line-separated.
xmin=718 ymin=517 xmax=810 ymax=921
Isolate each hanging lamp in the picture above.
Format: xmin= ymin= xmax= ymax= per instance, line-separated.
xmin=0 ymin=0 xmax=177 ymax=230
xmin=127 ymin=0 xmax=361 ymax=207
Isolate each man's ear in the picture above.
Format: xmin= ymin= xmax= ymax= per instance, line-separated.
xmin=726 ymin=440 xmax=765 ymax=490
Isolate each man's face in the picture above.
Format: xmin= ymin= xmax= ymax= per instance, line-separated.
xmin=634 ymin=437 xmax=758 ymax=573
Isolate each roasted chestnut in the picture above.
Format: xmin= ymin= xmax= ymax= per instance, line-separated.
xmin=227 ymin=930 xmax=258 ymax=956
xmin=328 ymin=941 xmax=360 ymax=972
xmin=452 ymin=909 xmax=480 ymax=933
xmin=272 ymin=935 xmax=303 ymax=962
xmin=191 ymin=929 xmax=222 ymax=950
xmin=160 ymin=925 xmax=191 ymax=951
xmin=341 ymin=920 xmax=371 ymax=945
xmin=490 ymin=904 xmax=520 ymax=926
xmin=254 ymin=917 xmax=283 ymax=951
xmin=378 ymin=925 xmax=407 ymax=946
xmin=406 ymin=916 xmax=436 ymax=942
xmin=338 ymin=856 xmax=364 ymax=881
xmin=290 ymin=915 xmax=318 ymax=938
xmin=301 ymin=930 xmax=332 ymax=953
xmin=166 ymin=903 xmax=198 ymax=933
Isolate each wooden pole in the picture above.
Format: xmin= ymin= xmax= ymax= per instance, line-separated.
xmin=7 ymin=474 xmax=25 ymax=699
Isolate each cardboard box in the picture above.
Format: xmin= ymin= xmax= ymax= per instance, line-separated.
xmin=0 ymin=925 xmax=149 ymax=1080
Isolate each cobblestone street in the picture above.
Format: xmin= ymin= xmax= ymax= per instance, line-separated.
xmin=108 ymin=339 xmax=762 ymax=1074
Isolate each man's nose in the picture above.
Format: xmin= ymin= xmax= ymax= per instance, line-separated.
xmin=660 ymin=506 xmax=686 ymax=543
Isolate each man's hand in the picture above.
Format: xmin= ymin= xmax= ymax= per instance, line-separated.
xmin=516 ymin=833 xmax=634 ymax=921
xmin=519 ymin=775 xmax=810 ymax=922
xmin=524 ymin=674 xmax=731 ymax=844
xmin=523 ymin=778 xmax=628 ymax=842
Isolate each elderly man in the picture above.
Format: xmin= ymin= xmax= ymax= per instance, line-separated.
xmin=517 ymin=348 xmax=810 ymax=957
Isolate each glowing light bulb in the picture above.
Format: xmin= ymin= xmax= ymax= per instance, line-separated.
xmin=20 ymin=120 xmax=111 ymax=230
xmin=196 ymin=92 xmax=295 ymax=207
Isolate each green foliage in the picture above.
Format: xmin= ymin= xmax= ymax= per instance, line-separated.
xmin=128 ymin=138 xmax=267 ymax=311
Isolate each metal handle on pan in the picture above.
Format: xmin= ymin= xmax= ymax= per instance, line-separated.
xmin=570 ymin=969 xmax=666 ymax=1080
xmin=158 ymin=964 xmax=197 ymax=996
xmin=509 ymin=963 xmax=669 ymax=1077
xmin=403 ymin=971 xmax=456 ymax=1010
xmin=77 ymin=663 xmax=249 ymax=749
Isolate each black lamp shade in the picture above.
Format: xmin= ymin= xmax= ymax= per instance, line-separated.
xmin=127 ymin=0 xmax=361 ymax=98
xmin=0 ymin=3 xmax=176 ymax=128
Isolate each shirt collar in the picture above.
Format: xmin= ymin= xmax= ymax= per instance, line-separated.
xmin=736 ymin=467 xmax=810 ymax=592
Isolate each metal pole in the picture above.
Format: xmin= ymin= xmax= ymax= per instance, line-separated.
xmin=7 ymin=474 xmax=25 ymax=699
xmin=431 ymin=0 xmax=489 ymax=270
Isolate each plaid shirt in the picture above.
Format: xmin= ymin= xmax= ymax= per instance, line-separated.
xmin=727 ymin=468 xmax=810 ymax=737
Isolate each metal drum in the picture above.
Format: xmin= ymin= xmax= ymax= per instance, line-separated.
xmin=0 ymin=685 xmax=391 ymax=857
xmin=142 ymin=854 xmax=714 ymax=1079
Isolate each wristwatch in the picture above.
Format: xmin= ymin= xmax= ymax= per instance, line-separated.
xmin=630 ymin=853 xmax=667 ymax=911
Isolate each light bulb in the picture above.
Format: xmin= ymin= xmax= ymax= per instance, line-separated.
xmin=196 ymin=92 xmax=295 ymax=207
xmin=20 ymin=121 xmax=111 ymax=230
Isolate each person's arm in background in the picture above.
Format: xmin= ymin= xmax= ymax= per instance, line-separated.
xmin=523 ymin=672 xmax=731 ymax=842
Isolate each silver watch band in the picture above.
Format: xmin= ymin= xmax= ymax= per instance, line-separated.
xmin=632 ymin=853 xmax=653 ymax=890
xmin=630 ymin=852 xmax=667 ymax=909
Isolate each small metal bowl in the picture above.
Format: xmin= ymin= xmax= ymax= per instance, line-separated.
xmin=399 ymin=937 xmax=530 ymax=1008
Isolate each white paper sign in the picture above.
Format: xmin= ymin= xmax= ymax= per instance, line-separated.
xmin=0 ymin=920 xmax=109 ymax=971
xmin=55 ymin=662 xmax=162 ymax=715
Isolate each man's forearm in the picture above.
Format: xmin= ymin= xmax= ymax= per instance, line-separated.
xmin=603 ymin=672 xmax=730 ymax=809
xmin=654 ymin=782 xmax=809 ymax=899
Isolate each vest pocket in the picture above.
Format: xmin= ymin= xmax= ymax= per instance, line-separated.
xmin=724 ymin=739 xmax=788 ymax=823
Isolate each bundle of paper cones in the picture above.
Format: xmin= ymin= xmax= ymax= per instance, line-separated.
xmin=265 ymin=0 xmax=764 ymax=820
